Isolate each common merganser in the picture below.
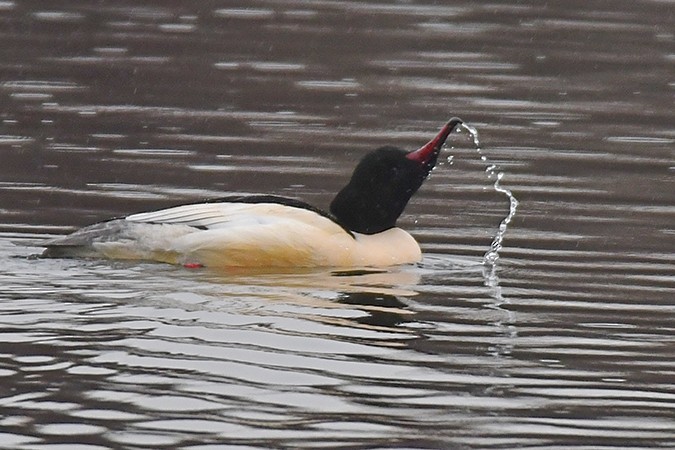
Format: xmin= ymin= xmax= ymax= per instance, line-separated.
xmin=42 ymin=118 xmax=464 ymax=269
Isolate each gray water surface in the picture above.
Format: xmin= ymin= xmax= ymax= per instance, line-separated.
xmin=1 ymin=1 xmax=674 ymax=449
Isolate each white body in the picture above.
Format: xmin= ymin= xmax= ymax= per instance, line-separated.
xmin=77 ymin=202 xmax=421 ymax=269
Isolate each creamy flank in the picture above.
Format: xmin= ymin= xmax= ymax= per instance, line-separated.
xmin=87 ymin=202 xmax=421 ymax=268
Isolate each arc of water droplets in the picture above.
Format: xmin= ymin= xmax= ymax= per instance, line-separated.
xmin=458 ymin=123 xmax=519 ymax=267
xmin=455 ymin=122 xmax=519 ymax=355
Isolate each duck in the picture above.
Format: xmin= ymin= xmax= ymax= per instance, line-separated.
xmin=41 ymin=118 xmax=464 ymax=269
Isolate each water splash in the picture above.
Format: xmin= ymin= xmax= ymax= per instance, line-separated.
xmin=457 ymin=122 xmax=519 ymax=358
xmin=459 ymin=122 xmax=519 ymax=267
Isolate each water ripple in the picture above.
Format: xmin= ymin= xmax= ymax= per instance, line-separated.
xmin=1 ymin=0 xmax=674 ymax=448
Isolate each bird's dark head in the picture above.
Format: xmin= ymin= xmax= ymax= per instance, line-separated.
xmin=330 ymin=118 xmax=463 ymax=234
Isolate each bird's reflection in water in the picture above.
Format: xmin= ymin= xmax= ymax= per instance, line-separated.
xmin=209 ymin=266 xmax=418 ymax=333
xmin=334 ymin=290 xmax=411 ymax=329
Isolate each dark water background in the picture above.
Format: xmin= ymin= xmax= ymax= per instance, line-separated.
xmin=1 ymin=1 xmax=674 ymax=448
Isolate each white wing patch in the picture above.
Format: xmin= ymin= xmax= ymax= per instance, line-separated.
xmin=126 ymin=202 xmax=335 ymax=230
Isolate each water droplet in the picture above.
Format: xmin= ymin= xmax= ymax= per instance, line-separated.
xmin=459 ymin=122 xmax=519 ymax=268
